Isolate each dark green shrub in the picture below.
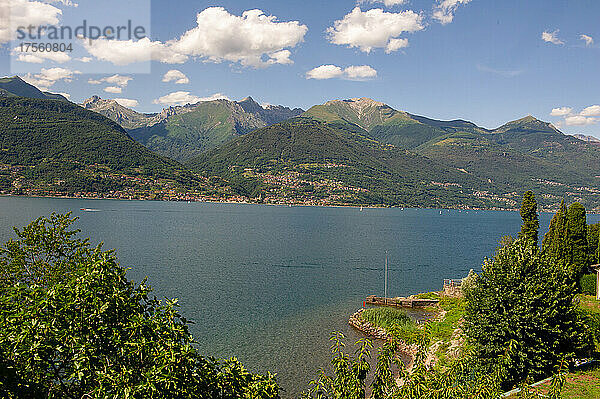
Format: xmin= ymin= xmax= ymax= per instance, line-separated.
xmin=581 ymin=274 xmax=597 ymax=296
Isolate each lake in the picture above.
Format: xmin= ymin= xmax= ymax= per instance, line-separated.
xmin=1 ymin=197 xmax=598 ymax=397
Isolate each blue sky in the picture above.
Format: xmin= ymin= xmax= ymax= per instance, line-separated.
xmin=1 ymin=0 xmax=599 ymax=137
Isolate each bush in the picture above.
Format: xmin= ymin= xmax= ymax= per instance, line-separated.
xmin=464 ymin=239 xmax=592 ymax=390
xmin=0 ymin=214 xmax=280 ymax=399
xmin=581 ymin=274 xmax=597 ymax=296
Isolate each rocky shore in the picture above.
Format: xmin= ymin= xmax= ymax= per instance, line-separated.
xmin=348 ymin=308 xmax=418 ymax=361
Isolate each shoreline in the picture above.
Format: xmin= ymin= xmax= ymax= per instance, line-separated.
xmin=0 ymin=193 xmax=547 ymax=213
xmin=3 ymin=194 xmax=599 ymax=214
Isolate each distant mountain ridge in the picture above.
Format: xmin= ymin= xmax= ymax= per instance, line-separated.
xmin=0 ymin=96 xmax=214 ymax=198
xmin=4 ymin=77 xmax=600 ymax=209
xmin=573 ymin=134 xmax=600 ymax=143
xmin=84 ymin=95 xmax=304 ymax=162
xmin=0 ymin=76 xmax=68 ymax=101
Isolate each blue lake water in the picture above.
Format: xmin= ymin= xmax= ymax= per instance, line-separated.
xmin=1 ymin=197 xmax=598 ymax=397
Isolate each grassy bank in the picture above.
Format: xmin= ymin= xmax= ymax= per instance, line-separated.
xmin=359 ymin=292 xmax=467 ymax=367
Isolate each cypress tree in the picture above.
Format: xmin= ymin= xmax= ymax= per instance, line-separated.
xmin=519 ymin=191 xmax=539 ymax=245
xmin=542 ymin=199 xmax=568 ymax=262
xmin=566 ymin=202 xmax=588 ymax=280
xmin=597 ymin=233 xmax=600 ymax=264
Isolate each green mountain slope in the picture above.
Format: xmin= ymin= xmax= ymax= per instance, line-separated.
xmin=303 ymin=99 xmax=600 ymax=209
xmin=188 ymin=118 xmax=508 ymax=208
xmin=87 ymin=96 xmax=303 ymax=162
xmin=0 ymin=97 xmax=215 ymax=198
xmin=0 ymin=76 xmax=68 ymax=101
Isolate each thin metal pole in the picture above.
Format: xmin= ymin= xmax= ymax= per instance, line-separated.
xmin=385 ymin=251 xmax=388 ymax=305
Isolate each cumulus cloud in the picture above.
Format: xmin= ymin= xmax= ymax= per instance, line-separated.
xmin=306 ymin=65 xmax=344 ymax=80
xmin=327 ymin=7 xmax=423 ymax=53
xmin=113 ymin=98 xmax=139 ymax=108
xmin=152 ymin=91 xmax=229 ymax=106
xmin=580 ymin=105 xmax=600 ymax=117
xmin=0 ymin=0 xmax=63 ymax=44
xmin=580 ymin=34 xmax=594 ymax=47
xmin=385 ymin=38 xmax=409 ymax=53
xmin=56 ymin=92 xmax=71 ymax=99
xmin=359 ymin=0 xmax=407 ymax=6
xmin=104 ymin=86 xmax=122 ymax=94
xmin=171 ymin=7 xmax=307 ymax=68
xmin=22 ymin=67 xmax=78 ymax=90
xmin=162 ymin=69 xmax=189 ymax=84
xmin=82 ymin=37 xmax=187 ymax=66
xmin=77 ymin=57 xmax=92 ymax=63
xmin=542 ymin=30 xmax=564 ymax=45
xmin=306 ymin=64 xmax=377 ymax=80
xmin=13 ymin=49 xmax=71 ymax=64
xmin=432 ymin=0 xmax=471 ymax=25
xmin=89 ymin=74 xmax=132 ymax=93
xmin=343 ymin=65 xmax=378 ymax=80
xmin=550 ymin=107 xmax=573 ymax=117
xmin=565 ymin=115 xmax=596 ymax=126
xmin=82 ymin=7 xmax=307 ymax=68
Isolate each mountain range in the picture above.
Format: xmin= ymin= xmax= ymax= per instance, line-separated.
xmin=1 ymin=75 xmax=599 ymax=210
xmin=83 ymin=95 xmax=303 ymax=161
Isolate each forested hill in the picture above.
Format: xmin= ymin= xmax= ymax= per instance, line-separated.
xmin=188 ymin=118 xmax=507 ymax=208
xmin=0 ymin=76 xmax=68 ymax=101
xmin=0 ymin=97 xmax=219 ymax=198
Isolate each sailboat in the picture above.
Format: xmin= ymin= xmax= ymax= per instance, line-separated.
xmin=360 ymin=206 xmax=363 ymax=211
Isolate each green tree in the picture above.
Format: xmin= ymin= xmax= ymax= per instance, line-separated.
xmin=0 ymin=214 xmax=279 ymax=399
xmin=464 ymin=239 xmax=591 ymax=389
xmin=542 ymin=200 xmax=569 ymax=262
xmin=519 ymin=191 xmax=539 ymax=245
xmin=597 ymin=232 xmax=600 ymax=264
xmin=566 ymin=202 xmax=588 ymax=280
xmin=301 ymin=333 xmax=565 ymax=399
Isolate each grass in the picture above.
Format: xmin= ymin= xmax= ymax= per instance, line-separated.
xmin=507 ymin=365 xmax=600 ymax=399
xmin=360 ymin=307 xmax=420 ymax=342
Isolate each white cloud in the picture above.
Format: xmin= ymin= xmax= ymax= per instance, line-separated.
xmin=326 ymin=7 xmax=423 ymax=53
xmin=162 ymin=69 xmax=189 ymax=84
xmin=542 ymin=30 xmax=564 ymax=45
xmin=433 ymin=0 xmax=471 ymax=25
xmin=565 ymin=115 xmax=596 ymax=126
xmin=103 ymin=74 xmax=132 ymax=87
xmin=152 ymin=91 xmax=229 ymax=106
xmin=580 ymin=34 xmax=594 ymax=47
xmin=13 ymin=49 xmax=71 ymax=64
xmin=306 ymin=65 xmax=344 ymax=80
xmin=385 ymin=38 xmax=409 ymax=53
xmin=82 ymin=8 xmax=307 ymax=69
xmin=82 ymin=37 xmax=188 ymax=66
xmin=56 ymin=92 xmax=70 ymax=99
xmin=580 ymin=105 xmax=600 ymax=117
xmin=77 ymin=57 xmax=92 ymax=63
xmin=104 ymin=86 xmax=122 ymax=94
xmin=550 ymin=107 xmax=573 ymax=117
xmin=343 ymin=65 xmax=378 ymax=80
xmin=22 ymin=67 xmax=78 ymax=90
xmin=0 ymin=0 xmax=63 ymax=44
xmin=359 ymin=0 xmax=407 ymax=6
xmin=113 ymin=98 xmax=139 ymax=108
xmin=171 ymin=7 xmax=307 ymax=68
xmin=43 ymin=0 xmax=78 ymax=6
xmin=306 ymin=64 xmax=377 ymax=80
xmin=88 ymin=74 xmax=132 ymax=93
